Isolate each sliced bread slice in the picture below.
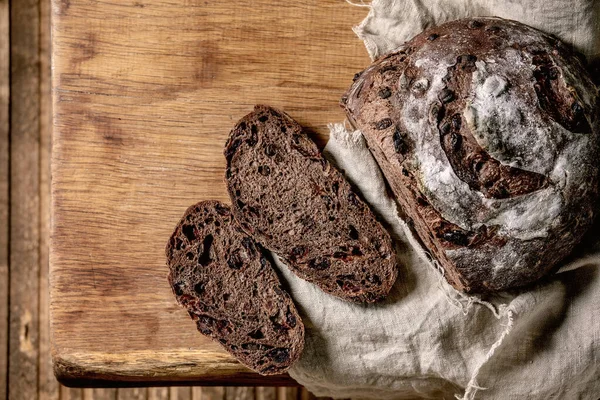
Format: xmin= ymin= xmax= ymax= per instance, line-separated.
xmin=225 ymin=105 xmax=398 ymax=303
xmin=166 ymin=200 xmax=304 ymax=375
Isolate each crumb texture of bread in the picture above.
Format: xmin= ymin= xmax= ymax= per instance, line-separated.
xmin=343 ymin=17 xmax=600 ymax=293
xmin=166 ymin=200 xmax=304 ymax=375
xmin=225 ymin=105 xmax=398 ymax=303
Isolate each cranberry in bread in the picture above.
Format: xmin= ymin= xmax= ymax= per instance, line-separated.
xmin=343 ymin=17 xmax=600 ymax=293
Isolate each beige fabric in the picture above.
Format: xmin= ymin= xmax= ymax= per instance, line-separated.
xmin=351 ymin=0 xmax=600 ymax=64
xmin=274 ymin=2 xmax=600 ymax=399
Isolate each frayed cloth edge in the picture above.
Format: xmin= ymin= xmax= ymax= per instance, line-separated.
xmin=456 ymin=309 xmax=515 ymax=400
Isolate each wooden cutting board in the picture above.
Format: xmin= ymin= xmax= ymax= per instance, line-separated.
xmin=50 ymin=0 xmax=370 ymax=387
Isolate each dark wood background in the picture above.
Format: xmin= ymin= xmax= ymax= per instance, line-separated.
xmin=0 ymin=0 xmax=340 ymax=399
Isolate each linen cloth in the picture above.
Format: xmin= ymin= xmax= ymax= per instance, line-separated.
xmin=273 ymin=1 xmax=600 ymax=398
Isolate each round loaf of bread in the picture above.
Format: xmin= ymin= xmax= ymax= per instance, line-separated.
xmin=343 ymin=17 xmax=600 ymax=293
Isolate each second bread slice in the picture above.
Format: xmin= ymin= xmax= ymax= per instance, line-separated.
xmin=225 ymin=105 xmax=398 ymax=303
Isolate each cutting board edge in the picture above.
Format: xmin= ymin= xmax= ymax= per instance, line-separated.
xmin=51 ymin=349 xmax=299 ymax=386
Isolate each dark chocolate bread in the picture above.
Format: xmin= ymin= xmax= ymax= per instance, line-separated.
xmin=224 ymin=105 xmax=398 ymax=303
xmin=342 ymin=17 xmax=600 ymax=293
xmin=166 ymin=201 xmax=304 ymax=375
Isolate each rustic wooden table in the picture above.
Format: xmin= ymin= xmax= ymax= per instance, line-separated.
xmin=50 ymin=0 xmax=370 ymax=387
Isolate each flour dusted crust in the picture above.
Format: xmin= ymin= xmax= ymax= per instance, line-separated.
xmin=343 ymin=17 xmax=600 ymax=292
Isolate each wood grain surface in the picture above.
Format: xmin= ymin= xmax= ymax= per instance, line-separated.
xmin=10 ymin=0 xmax=42 ymax=398
xmin=2 ymin=0 xmax=333 ymax=398
xmin=50 ymin=0 xmax=370 ymax=387
xmin=0 ymin=0 xmax=9 ymax=397
xmin=40 ymin=0 xmax=62 ymax=397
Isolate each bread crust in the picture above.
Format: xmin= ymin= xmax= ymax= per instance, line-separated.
xmin=343 ymin=17 xmax=600 ymax=292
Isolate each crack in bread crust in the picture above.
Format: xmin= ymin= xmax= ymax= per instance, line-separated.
xmin=438 ymin=54 xmax=549 ymax=199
